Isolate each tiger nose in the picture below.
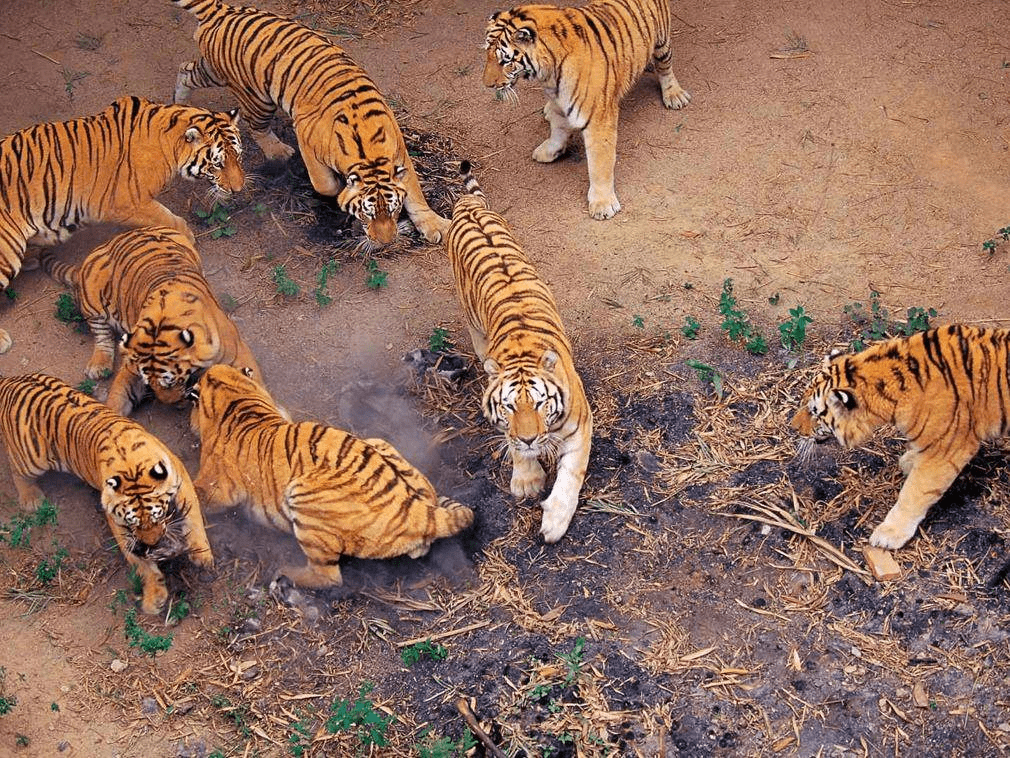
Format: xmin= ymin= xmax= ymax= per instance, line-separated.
xmin=517 ymin=435 xmax=536 ymax=445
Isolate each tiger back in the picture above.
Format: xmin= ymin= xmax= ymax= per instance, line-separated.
xmin=483 ymin=0 xmax=690 ymax=220
xmin=40 ymin=226 xmax=265 ymax=417
xmin=446 ymin=161 xmax=592 ymax=543
xmin=190 ymin=364 xmax=474 ymax=588
xmin=791 ymin=324 xmax=1010 ymax=549
xmin=0 ymin=373 xmax=212 ymax=614
xmin=171 ymin=0 xmax=447 ymax=245
xmin=0 ymin=95 xmax=244 ymax=352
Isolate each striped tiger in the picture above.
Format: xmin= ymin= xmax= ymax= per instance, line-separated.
xmin=483 ymin=0 xmax=691 ymax=219
xmin=0 ymin=373 xmax=212 ymax=614
xmin=446 ymin=162 xmax=592 ymax=543
xmin=39 ymin=226 xmax=265 ymax=417
xmin=0 ymin=95 xmax=243 ymax=352
xmin=189 ymin=364 xmax=474 ymax=588
xmin=170 ymin=0 xmax=448 ymax=245
xmin=791 ymin=325 xmax=1010 ymax=549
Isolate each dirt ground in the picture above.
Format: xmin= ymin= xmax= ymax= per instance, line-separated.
xmin=1 ymin=0 xmax=1010 ymax=755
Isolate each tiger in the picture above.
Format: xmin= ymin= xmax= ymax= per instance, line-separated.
xmin=0 ymin=373 xmax=212 ymax=614
xmin=40 ymin=226 xmax=265 ymax=418
xmin=445 ymin=161 xmax=592 ymax=543
xmin=170 ymin=0 xmax=448 ymax=245
xmin=0 ymin=95 xmax=244 ymax=352
xmin=483 ymin=0 xmax=691 ymax=220
xmin=791 ymin=324 xmax=1010 ymax=550
xmin=188 ymin=364 xmax=474 ymax=588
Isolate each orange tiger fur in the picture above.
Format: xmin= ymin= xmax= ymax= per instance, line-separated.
xmin=40 ymin=226 xmax=265 ymax=417
xmin=171 ymin=0 xmax=447 ymax=245
xmin=483 ymin=0 xmax=690 ymax=220
xmin=0 ymin=373 xmax=212 ymax=613
xmin=0 ymin=95 xmax=243 ymax=351
xmin=189 ymin=364 xmax=474 ymax=588
xmin=446 ymin=162 xmax=592 ymax=542
xmin=791 ymin=325 xmax=1010 ymax=549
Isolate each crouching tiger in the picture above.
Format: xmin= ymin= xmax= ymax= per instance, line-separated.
xmin=445 ymin=162 xmax=592 ymax=543
xmin=188 ymin=365 xmax=474 ymax=588
xmin=40 ymin=226 xmax=266 ymax=417
xmin=0 ymin=374 xmax=212 ymax=614
xmin=792 ymin=325 xmax=1010 ymax=549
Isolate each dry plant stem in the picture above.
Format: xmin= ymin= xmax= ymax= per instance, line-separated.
xmin=456 ymin=697 xmax=507 ymax=758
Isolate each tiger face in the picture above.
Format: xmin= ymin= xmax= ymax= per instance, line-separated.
xmin=483 ymin=13 xmax=541 ymax=93
xmin=337 ymin=162 xmax=407 ymax=244
xmin=791 ymin=354 xmax=878 ymax=450
xmin=483 ymin=351 xmax=566 ymax=461
xmin=179 ymin=108 xmax=244 ymax=198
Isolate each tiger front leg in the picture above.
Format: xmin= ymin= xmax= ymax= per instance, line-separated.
xmin=85 ymin=318 xmax=118 ymax=380
xmin=175 ymin=476 xmax=214 ymax=570
xmin=106 ymin=365 xmax=148 ymax=416
xmin=582 ymin=113 xmax=621 ymax=220
xmin=113 ymin=201 xmax=195 ymax=243
xmin=509 ymin=447 xmax=547 ymax=499
xmin=532 ymin=99 xmax=575 ymax=164
xmin=106 ymin=513 xmax=168 ymax=614
xmin=539 ymin=426 xmax=592 ymax=543
xmin=869 ymin=446 xmax=976 ymax=549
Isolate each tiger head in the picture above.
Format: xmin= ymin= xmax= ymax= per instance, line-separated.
xmin=483 ymin=10 xmax=548 ymax=97
xmin=791 ymin=350 xmax=882 ymax=450
xmin=482 ymin=350 xmax=567 ymax=461
xmin=337 ymin=159 xmax=407 ymax=245
xmin=121 ymin=291 xmax=233 ymax=405
xmin=100 ymin=429 xmax=190 ymax=556
xmin=175 ymin=105 xmax=245 ymax=198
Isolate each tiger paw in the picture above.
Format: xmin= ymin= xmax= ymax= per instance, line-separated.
xmin=140 ymin=578 xmax=169 ymax=615
xmin=662 ymin=87 xmax=692 ymax=110
xmin=532 ymin=139 xmax=565 ymax=163
xmin=0 ymin=329 xmax=11 ymax=355
xmin=510 ymin=459 xmax=546 ymax=499
xmin=869 ymin=518 xmax=917 ymax=550
xmin=588 ymin=191 xmax=621 ymax=220
xmin=85 ymin=356 xmax=114 ymax=380
xmin=539 ymin=494 xmax=577 ymax=544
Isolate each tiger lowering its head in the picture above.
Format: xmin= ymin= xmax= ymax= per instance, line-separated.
xmin=189 ymin=365 xmax=474 ymax=588
xmin=792 ymin=325 xmax=1010 ymax=549
xmin=483 ymin=0 xmax=691 ymax=220
xmin=0 ymin=95 xmax=243 ymax=352
xmin=0 ymin=374 xmax=212 ymax=614
xmin=446 ymin=162 xmax=592 ymax=543
xmin=40 ymin=226 xmax=265 ymax=417
xmin=171 ymin=0 xmax=448 ymax=245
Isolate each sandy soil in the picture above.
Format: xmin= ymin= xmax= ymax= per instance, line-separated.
xmin=1 ymin=0 xmax=1009 ymax=756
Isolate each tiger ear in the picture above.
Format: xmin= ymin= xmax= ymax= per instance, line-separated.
xmin=515 ymin=27 xmax=535 ymax=43
xmin=184 ymin=126 xmax=201 ymax=143
xmin=483 ymin=357 xmax=500 ymax=376
xmin=226 ymin=108 xmax=240 ymax=126
xmin=830 ymin=389 xmax=857 ymax=411
xmin=540 ymin=350 xmax=559 ymax=371
xmin=180 ymin=329 xmax=194 ymax=347
xmin=120 ymin=331 xmax=132 ymax=349
xmin=346 ymin=172 xmax=360 ymax=188
xmin=105 ymin=475 xmax=121 ymax=491
xmin=150 ymin=462 xmax=168 ymax=480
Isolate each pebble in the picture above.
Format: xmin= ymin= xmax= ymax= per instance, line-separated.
xmin=110 ymin=659 xmax=128 ymax=673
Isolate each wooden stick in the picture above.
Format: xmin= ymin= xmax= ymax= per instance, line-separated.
xmin=395 ymin=619 xmax=491 ymax=648
xmin=455 ymin=698 xmax=506 ymax=758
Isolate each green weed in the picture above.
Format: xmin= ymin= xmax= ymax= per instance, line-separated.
xmin=5 ymin=288 xmax=16 ymax=301
xmin=313 ymin=258 xmax=340 ymax=306
xmin=60 ymin=67 xmax=89 ymax=103
xmin=768 ymin=292 xmax=781 ymax=305
xmin=685 ymin=359 xmax=724 ymax=399
xmin=681 ymin=315 xmax=700 ymax=340
xmin=631 ymin=314 xmax=645 ymax=329
xmin=15 ymin=733 xmax=28 ymax=747
xmin=400 ymin=639 xmax=448 ymax=667
xmin=272 ymin=266 xmax=300 ymax=297
xmin=74 ymin=32 xmax=104 ymax=51
xmin=325 ymin=682 xmax=393 ymax=748
xmin=844 ymin=290 xmax=938 ymax=351
xmin=415 ymin=728 xmax=477 ymax=758
xmin=427 ymin=327 xmax=455 ymax=353
xmin=558 ymin=636 xmax=586 ymax=685
xmin=365 ymin=259 xmax=388 ymax=289
xmin=167 ymin=593 xmax=191 ymax=624
xmin=55 ymin=293 xmax=84 ymax=324
xmin=123 ymin=608 xmax=173 ymax=656
xmin=0 ymin=500 xmax=58 ymax=548
xmin=34 ymin=546 xmax=68 ymax=586
xmin=718 ymin=279 xmax=768 ymax=355
xmin=778 ymin=305 xmax=813 ymax=352
xmin=210 ymin=694 xmax=253 ymax=737
xmin=288 ymin=716 xmax=312 ymax=756
xmin=75 ymin=378 xmax=98 ymax=396
xmin=195 ymin=203 xmax=237 ymax=239
xmin=0 ymin=668 xmax=14 ymax=716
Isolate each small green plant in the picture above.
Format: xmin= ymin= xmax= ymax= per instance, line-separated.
xmin=195 ymin=203 xmax=237 ymax=239
xmin=778 ymin=305 xmax=813 ymax=352
xmin=365 ymin=259 xmax=388 ymax=289
xmin=0 ymin=668 xmax=15 ymax=716
xmin=167 ymin=593 xmax=192 ymax=624
xmin=0 ymin=500 xmax=58 ymax=548
xmin=34 ymin=546 xmax=69 ymax=586
xmin=272 ymin=265 xmax=300 ymax=297
xmin=210 ymin=695 xmax=252 ymax=737
xmin=428 ymin=327 xmax=455 ymax=353
xmin=50 ymin=702 xmax=59 ymax=712
xmin=631 ymin=314 xmax=645 ymax=329
xmin=681 ymin=315 xmax=700 ymax=340
xmin=768 ymin=292 xmax=781 ymax=305
xmin=844 ymin=289 xmax=938 ymax=350
xmin=325 ymin=682 xmax=393 ymax=748
xmin=15 ymin=733 xmax=28 ymax=747
xmin=400 ymin=639 xmax=448 ymax=667
xmin=313 ymin=258 xmax=339 ymax=306
xmin=127 ymin=566 xmax=143 ymax=596
xmin=983 ymin=239 xmax=997 ymax=254
xmin=557 ymin=636 xmax=586 ymax=685
xmin=55 ymin=293 xmax=84 ymax=324
xmin=718 ymin=279 xmax=768 ymax=355
xmin=685 ymin=359 xmax=724 ymax=399
xmin=288 ymin=716 xmax=312 ymax=757
xmin=5 ymin=288 xmax=16 ymax=301
xmin=75 ymin=378 xmax=98 ymax=396
xmin=415 ymin=728 xmax=477 ymax=758
xmin=123 ymin=607 xmax=173 ymax=656
xmin=60 ymin=67 xmax=89 ymax=103
xmin=74 ymin=32 xmax=104 ymax=51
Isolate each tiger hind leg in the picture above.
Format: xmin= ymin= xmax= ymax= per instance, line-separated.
xmin=532 ymin=99 xmax=575 ymax=164
xmin=174 ymin=58 xmax=225 ymax=104
xmin=278 ymin=559 xmax=344 ymax=589
xmin=652 ymin=38 xmax=691 ymax=110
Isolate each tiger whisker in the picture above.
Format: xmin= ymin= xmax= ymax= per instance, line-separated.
xmin=794 ymin=436 xmax=815 ymax=465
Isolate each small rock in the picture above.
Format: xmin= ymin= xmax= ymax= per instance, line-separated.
xmin=110 ymin=659 xmax=128 ymax=673
xmin=141 ymin=697 xmax=159 ymax=714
